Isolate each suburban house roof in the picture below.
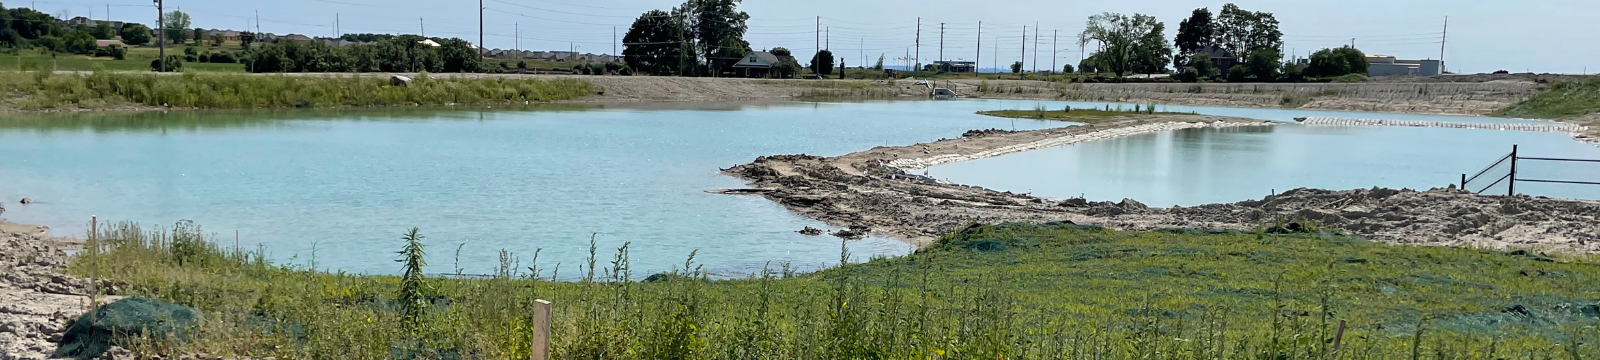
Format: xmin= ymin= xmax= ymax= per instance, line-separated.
xmin=283 ymin=34 xmax=313 ymax=42
xmin=1198 ymin=45 xmax=1235 ymax=59
xmin=733 ymin=51 xmax=780 ymax=68
xmin=95 ymin=39 xmax=126 ymax=47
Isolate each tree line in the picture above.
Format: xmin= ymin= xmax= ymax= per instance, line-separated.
xmin=0 ymin=4 xmax=153 ymax=57
xmin=1076 ymin=3 xmax=1371 ymax=82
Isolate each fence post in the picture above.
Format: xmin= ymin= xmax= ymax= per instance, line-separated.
xmin=1508 ymin=145 xmax=1518 ymax=196
xmin=531 ymin=299 xmax=552 ymax=360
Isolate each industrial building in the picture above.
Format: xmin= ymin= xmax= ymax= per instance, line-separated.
xmin=1366 ymin=54 xmax=1443 ymax=77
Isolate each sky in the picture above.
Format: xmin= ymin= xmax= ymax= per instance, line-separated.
xmin=19 ymin=0 xmax=1599 ymax=74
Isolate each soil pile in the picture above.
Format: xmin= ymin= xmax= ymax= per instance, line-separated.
xmin=0 ymin=222 xmax=90 ymax=360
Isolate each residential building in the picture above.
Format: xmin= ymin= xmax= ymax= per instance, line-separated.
xmin=1197 ymin=45 xmax=1237 ymax=75
xmin=63 ymin=17 xmax=124 ymax=31
xmin=200 ymin=29 xmax=242 ymax=42
xmin=95 ymin=39 xmax=126 ymax=48
xmin=282 ymin=34 xmax=313 ymax=43
xmin=733 ymin=51 xmax=779 ymax=78
xmin=1366 ymin=54 xmax=1442 ymax=77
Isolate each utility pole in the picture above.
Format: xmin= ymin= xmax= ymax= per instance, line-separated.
xmin=613 ymin=26 xmax=617 ymax=55
xmin=815 ymin=16 xmax=820 ymax=72
xmin=938 ymin=23 xmax=944 ymax=65
xmin=336 ymin=13 xmax=340 ymax=37
xmin=1032 ymin=22 xmax=1039 ymax=73
xmin=155 ymin=0 xmax=164 ymax=72
xmin=826 ymin=26 xmax=830 ymax=50
xmin=478 ymin=0 xmax=484 ymax=57
xmin=255 ymin=9 xmax=260 ymax=34
xmin=976 ymin=21 xmax=982 ymax=74
xmin=914 ymin=17 xmax=921 ymax=71
xmin=516 ymin=23 xmax=520 ymax=53
xmin=1051 ymin=29 xmax=1057 ymax=73
xmin=1020 ymin=25 xmax=1026 ymax=75
xmin=105 ymin=4 xmax=109 ymax=22
xmin=1439 ymin=16 xmax=1449 ymax=73
xmin=1351 ymin=38 xmax=1355 ymax=48
xmin=420 ymin=18 xmax=425 ymax=38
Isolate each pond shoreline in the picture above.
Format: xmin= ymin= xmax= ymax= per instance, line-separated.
xmin=720 ymin=115 xmax=1600 ymax=252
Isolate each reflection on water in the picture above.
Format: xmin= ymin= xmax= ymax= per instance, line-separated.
xmin=930 ymin=123 xmax=1600 ymax=206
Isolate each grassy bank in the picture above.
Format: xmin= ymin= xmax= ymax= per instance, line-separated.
xmin=68 ymin=221 xmax=1600 ymax=359
xmin=979 ymin=104 xmax=1196 ymax=124
xmin=1496 ymin=79 xmax=1600 ymax=119
xmin=0 ymin=71 xmax=596 ymax=111
xmin=3 ymin=47 xmax=248 ymax=73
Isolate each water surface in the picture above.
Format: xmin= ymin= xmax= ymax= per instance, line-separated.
xmin=2 ymin=99 xmax=1594 ymax=277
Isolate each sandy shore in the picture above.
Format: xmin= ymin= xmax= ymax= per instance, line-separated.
xmin=721 ymin=116 xmax=1600 ymax=252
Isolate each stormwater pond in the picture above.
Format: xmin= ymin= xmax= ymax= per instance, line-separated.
xmin=2 ymin=99 xmax=1595 ymax=277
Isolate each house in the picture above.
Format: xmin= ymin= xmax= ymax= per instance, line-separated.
xmin=933 ymin=60 xmax=975 ymax=73
xmin=1366 ymin=54 xmax=1442 ymax=77
xmin=201 ymin=29 xmax=241 ymax=42
xmin=95 ymin=39 xmax=126 ymax=48
xmin=63 ymin=17 xmax=124 ymax=31
xmin=1197 ymin=45 xmax=1237 ymax=75
xmin=733 ymin=51 xmax=780 ymax=78
xmin=282 ymin=34 xmax=313 ymax=43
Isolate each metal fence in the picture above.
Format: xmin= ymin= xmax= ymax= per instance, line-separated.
xmin=1461 ymin=145 xmax=1600 ymax=195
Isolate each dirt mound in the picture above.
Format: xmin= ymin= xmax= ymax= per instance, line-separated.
xmin=1173 ymin=187 xmax=1600 ymax=252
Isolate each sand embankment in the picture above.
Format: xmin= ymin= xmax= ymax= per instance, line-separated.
xmin=720 ymin=116 xmax=1600 ymax=253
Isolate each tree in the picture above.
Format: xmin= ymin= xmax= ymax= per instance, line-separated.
xmin=120 ymin=24 xmax=152 ymax=45
xmin=1080 ymin=12 xmax=1171 ymax=77
xmin=163 ymin=11 xmax=191 ymax=44
xmin=90 ymin=22 xmax=114 ymax=40
xmin=1244 ymin=48 xmax=1281 ymax=81
xmin=240 ymin=32 xmax=254 ymax=50
xmin=873 ymin=54 xmax=884 ymax=70
xmin=396 ymin=228 xmax=428 ymax=332
xmin=210 ymin=34 xmax=225 ymax=47
xmin=1062 ymin=64 xmax=1075 ymax=74
xmin=621 ymin=9 xmax=692 ymax=76
xmin=808 ymin=49 xmax=834 ymax=76
xmin=686 ymin=0 xmax=750 ymax=76
xmin=1179 ymin=51 xmax=1218 ymax=82
xmin=1304 ymin=46 xmax=1367 ymax=78
xmin=64 ymin=30 xmax=96 ymax=54
xmin=191 ymin=28 xmax=202 ymax=45
xmin=1078 ymin=57 xmax=1099 ymax=73
xmin=1173 ymin=8 xmax=1217 ymax=71
xmin=1216 ymin=4 xmax=1282 ymax=58
xmin=1226 ymin=64 xmax=1249 ymax=82
xmin=769 ymin=47 xmax=790 ymax=57
xmin=1010 ymin=61 xmax=1023 ymax=74
xmin=438 ymin=38 xmax=480 ymax=72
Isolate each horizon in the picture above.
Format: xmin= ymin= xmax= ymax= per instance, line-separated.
xmin=13 ymin=0 xmax=1595 ymax=74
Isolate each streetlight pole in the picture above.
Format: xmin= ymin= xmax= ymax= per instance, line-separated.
xmin=154 ymin=0 xmax=164 ymax=72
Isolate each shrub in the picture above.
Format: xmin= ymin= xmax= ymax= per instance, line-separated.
xmin=1226 ymin=64 xmax=1250 ymax=82
xmin=516 ymin=61 xmax=528 ymax=69
xmin=150 ymin=55 xmax=184 ymax=72
xmin=208 ymin=52 xmax=236 ymax=64
xmin=93 ymin=46 xmax=127 ymax=60
xmin=1331 ymin=73 xmax=1370 ymax=83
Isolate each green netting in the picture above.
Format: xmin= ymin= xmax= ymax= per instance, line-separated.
xmin=53 ymin=297 xmax=199 ymax=359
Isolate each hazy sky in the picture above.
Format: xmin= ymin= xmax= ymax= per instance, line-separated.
xmin=27 ymin=0 xmax=1598 ymax=74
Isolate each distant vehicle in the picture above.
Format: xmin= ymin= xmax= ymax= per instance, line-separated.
xmin=1493 ymin=70 xmax=1510 ymax=75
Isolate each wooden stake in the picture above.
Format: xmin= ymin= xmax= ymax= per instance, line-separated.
xmin=532 ymin=299 xmax=552 ymax=360
xmin=1332 ymin=319 xmax=1347 ymax=351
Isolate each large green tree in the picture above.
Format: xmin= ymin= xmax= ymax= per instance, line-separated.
xmin=808 ymin=49 xmax=833 ymax=76
xmin=1244 ymin=48 xmax=1281 ymax=80
xmin=1304 ymin=46 xmax=1368 ymax=78
xmin=683 ymin=0 xmax=749 ymax=76
xmin=120 ymin=24 xmax=151 ymax=45
xmin=1173 ymin=8 xmax=1217 ymax=71
xmin=1216 ymin=4 xmax=1282 ymax=58
xmin=90 ymin=21 xmax=114 ymax=40
xmin=1079 ymin=12 xmax=1171 ymax=77
xmin=622 ymin=9 xmax=692 ymax=76
xmin=163 ymin=10 xmax=190 ymax=44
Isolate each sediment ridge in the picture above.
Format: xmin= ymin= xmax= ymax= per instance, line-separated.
xmin=722 ymin=115 xmax=1600 ymax=252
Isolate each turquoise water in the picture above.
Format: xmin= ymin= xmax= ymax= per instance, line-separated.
xmin=1 ymin=100 xmax=1594 ymax=277
xmin=929 ymin=100 xmax=1600 ymax=207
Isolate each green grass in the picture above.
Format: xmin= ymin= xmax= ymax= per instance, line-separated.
xmin=68 ymin=220 xmax=1600 ymax=359
xmin=979 ymin=104 xmax=1196 ymax=123
xmin=1 ymin=47 xmax=247 ymax=73
xmin=0 ymin=70 xmax=596 ymax=111
xmin=1497 ymin=78 xmax=1600 ymax=119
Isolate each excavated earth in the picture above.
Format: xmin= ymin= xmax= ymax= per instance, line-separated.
xmin=721 ymin=116 xmax=1600 ymax=253
xmin=0 ymin=221 xmax=92 ymax=360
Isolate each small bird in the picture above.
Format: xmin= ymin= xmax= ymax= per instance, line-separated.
xmin=20 ymin=198 xmax=32 ymax=205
